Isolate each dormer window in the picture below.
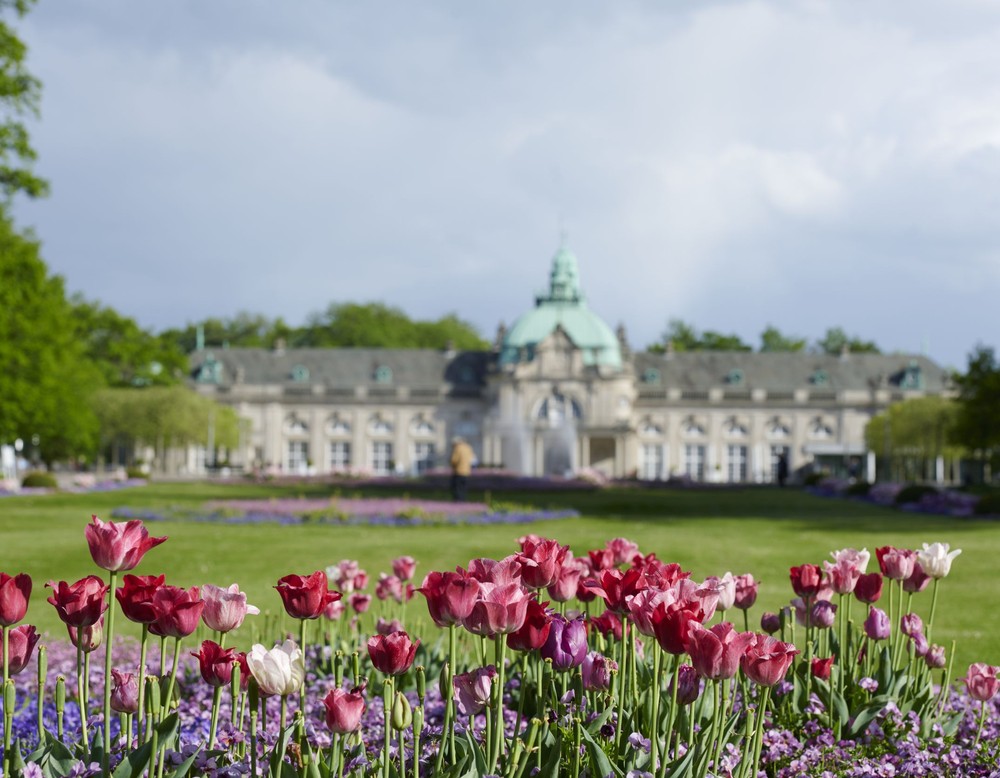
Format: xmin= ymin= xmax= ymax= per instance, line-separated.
xmin=641 ymin=368 xmax=661 ymax=384
xmin=725 ymin=369 xmax=744 ymax=386
xmin=373 ymin=365 xmax=393 ymax=384
xmin=810 ymin=369 xmax=829 ymax=386
xmin=900 ymin=361 xmax=924 ymax=390
xmin=290 ymin=364 xmax=310 ymax=382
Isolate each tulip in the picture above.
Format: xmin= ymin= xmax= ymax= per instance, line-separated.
xmin=324 ymin=599 xmax=346 ymax=621
xmin=902 ymin=564 xmax=931 ymax=594
xmin=671 ymin=664 xmax=701 ymax=705
xmin=760 ymin=612 xmax=781 ymax=635
xmin=85 ymin=515 xmax=166 ymax=572
xmin=192 ymin=640 xmax=240 ymax=687
xmin=925 ymin=644 xmax=946 ymax=669
xmin=740 ymin=635 xmax=799 ymax=687
xmin=588 ymin=610 xmax=623 ymax=641
xmin=733 ymin=574 xmax=758 ymax=610
xmin=375 ymin=574 xmax=403 ymax=602
xmin=789 ymin=564 xmax=823 ymax=598
xmin=547 ymin=558 xmax=584 ymax=603
xmin=467 ymin=555 xmax=524 ymax=586
xmin=810 ymin=601 xmax=837 ymax=630
xmin=963 ymin=663 xmax=1000 ymax=702
xmin=585 ymin=567 xmax=648 ymax=614
xmin=274 ymin=571 xmax=340 ymax=620
xmin=854 ymin=572 xmax=883 ymax=604
xmin=201 ymin=584 xmax=260 ymax=633
xmin=581 ymin=652 xmax=616 ymax=691
xmin=686 ymin=622 xmax=755 ymax=680
xmin=864 ymin=606 xmax=890 ymax=641
xmin=109 ymin=669 xmax=139 ymax=714
xmin=830 ymin=547 xmax=870 ymax=572
xmin=900 ymin=613 xmax=923 ymax=638
xmin=910 ymin=631 xmax=929 ymax=657
xmin=453 ymin=665 xmax=497 ymax=715
xmin=703 ymin=573 xmax=736 ymax=612
xmin=150 ymin=586 xmax=204 ymax=638
xmin=824 ymin=559 xmax=861 ymax=595
xmin=811 ymin=657 xmax=834 ymax=681
xmin=506 ymin=598 xmax=551 ymax=652
xmin=350 ymin=593 xmax=372 ymax=614
xmin=46 ymin=576 xmax=109 ymax=628
xmin=115 ymin=574 xmax=164 ymax=624
xmin=875 ymin=547 xmax=917 ymax=581
xmin=540 ymin=615 xmax=588 ymax=671
xmin=324 ymin=684 xmax=366 ymax=733
xmin=246 ymin=640 xmax=305 ymax=697
xmin=627 ymin=587 xmax=671 ymax=638
xmin=606 ymin=537 xmax=641 ymax=566
xmin=587 ymin=548 xmax=615 ymax=572
xmin=916 ymin=542 xmax=961 ymax=579
xmin=368 ymin=631 xmax=419 ymax=676
xmin=651 ymin=602 xmax=701 ymax=656
xmin=67 ymin=617 xmax=103 ymax=653
xmin=391 ymin=556 xmax=417 ymax=582
xmin=0 ymin=573 xmax=31 ymax=627
xmin=0 ymin=625 xmax=39 ymax=675
xmin=463 ymin=582 xmax=530 ymax=636
xmin=418 ymin=569 xmax=481 ymax=627
xmin=376 ymin=618 xmax=403 ymax=636
xmin=518 ymin=537 xmax=570 ymax=590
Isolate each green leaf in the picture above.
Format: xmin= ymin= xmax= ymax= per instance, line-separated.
xmin=537 ymin=729 xmax=562 ymax=778
xmin=464 ymin=728 xmax=488 ymax=777
xmin=164 ymin=747 xmax=201 ymax=778
xmin=268 ymin=721 xmax=297 ymax=778
xmin=579 ymin=724 xmax=620 ymax=778
xmin=663 ymin=742 xmax=696 ymax=778
xmin=112 ymin=713 xmax=180 ymax=778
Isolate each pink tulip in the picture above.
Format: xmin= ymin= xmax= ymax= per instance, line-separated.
xmin=875 ymin=547 xmax=916 ymax=581
xmin=350 ymin=593 xmax=372 ymax=614
xmin=902 ymin=564 xmax=931 ymax=594
xmin=686 ymin=622 xmax=755 ymax=681
xmin=110 ymin=669 xmax=139 ymax=713
xmin=67 ymin=617 xmax=104 ymax=653
xmin=605 ymin=537 xmax=640 ymax=566
xmin=0 ymin=624 xmax=39 ymax=675
xmin=323 ymin=599 xmax=346 ymax=621
xmin=376 ymin=617 xmax=403 ymax=636
xmin=467 ymin=555 xmax=523 ymax=586
xmin=453 ymin=665 xmax=497 ymax=715
xmin=85 ymin=515 xmax=166 ymax=572
xmin=0 ymin=572 xmax=31 ymax=627
xmin=463 ymin=582 xmax=530 ymax=636
xmin=740 ymin=635 xmax=799 ymax=687
xmin=391 ymin=556 xmax=417 ymax=582
xmin=581 ymin=652 xmax=616 ymax=691
xmin=150 ymin=586 xmax=204 ymax=638
xmin=702 ymin=573 xmax=736 ymax=612
xmin=518 ymin=537 xmax=570 ymax=590
xmin=733 ymin=574 xmax=758 ymax=610
xmin=963 ymin=663 xmax=1000 ymax=702
xmin=900 ymin=613 xmax=923 ymax=637
xmin=324 ymin=684 xmax=366 ymax=733
xmin=46 ymin=576 xmax=109 ymax=628
xmin=418 ymin=570 xmax=481 ymax=627
xmin=547 ymin=559 xmax=584 ymax=603
xmin=375 ymin=574 xmax=403 ymax=602
xmin=201 ymin=584 xmax=259 ymax=633
xmin=824 ymin=559 xmax=861 ymax=595
xmin=925 ymin=644 xmax=946 ymax=669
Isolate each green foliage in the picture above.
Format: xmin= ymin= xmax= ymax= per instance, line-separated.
xmin=295 ymin=302 xmax=487 ymax=349
xmin=803 ymin=471 xmax=826 ymax=486
xmin=817 ymin=326 xmax=880 ymax=355
xmin=20 ymin=470 xmax=55 ymax=488
xmin=973 ymin=492 xmax=1000 ymax=516
xmin=648 ymin=318 xmax=752 ymax=353
xmin=70 ymin=296 xmax=188 ymax=387
xmin=865 ymin=397 xmax=962 ymax=459
xmin=894 ymin=484 xmax=938 ymax=505
xmin=845 ymin=480 xmax=871 ymax=497
xmin=125 ymin=466 xmax=149 ymax=480
xmin=953 ymin=344 xmax=1000 ymax=456
xmin=760 ymin=324 xmax=807 ymax=352
xmin=159 ymin=311 xmax=295 ymax=353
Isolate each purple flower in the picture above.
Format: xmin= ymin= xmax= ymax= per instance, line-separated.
xmin=540 ymin=614 xmax=588 ymax=671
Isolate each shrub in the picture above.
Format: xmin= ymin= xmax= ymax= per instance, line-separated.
xmin=974 ymin=492 xmax=1000 ymax=516
xmin=845 ymin=480 xmax=872 ymax=497
xmin=125 ymin=466 xmax=149 ymax=480
xmin=894 ymin=483 xmax=938 ymax=505
xmin=21 ymin=471 xmax=57 ymax=489
xmin=803 ymin=471 xmax=826 ymax=487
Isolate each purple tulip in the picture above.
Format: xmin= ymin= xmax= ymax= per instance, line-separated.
xmin=864 ymin=606 xmax=890 ymax=641
xmin=540 ymin=615 xmax=588 ymax=671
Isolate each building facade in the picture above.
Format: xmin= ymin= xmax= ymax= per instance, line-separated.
xmin=190 ymin=247 xmax=951 ymax=482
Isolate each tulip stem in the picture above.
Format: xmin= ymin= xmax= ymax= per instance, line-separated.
xmin=490 ymin=634 xmax=508 ymax=773
xmin=77 ymin=643 xmax=90 ymax=751
xmin=973 ymin=699 xmax=987 ymax=750
xmin=208 ymin=684 xmax=223 ymax=749
xmin=649 ymin=645 xmax=661 ymax=771
xmin=299 ymin=618 xmax=307 ymax=736
xmin=103 ymin=569 xmax=118 ymax=775
xmin=164 ymin=636 xmax=182 ymax=719
xmin=659 ymin=658 xmax=680 ymax=778
xmin=2 ymin=624 xmax=8 ymax=689
xmin=927 ymin=578 xmax=940 ymax=643
xmin=137 ymin=624 xmax=148 ymax=741
xmin=37 ymin=644 xmax=47 ymax=742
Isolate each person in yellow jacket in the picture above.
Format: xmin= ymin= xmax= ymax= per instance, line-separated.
xmin=449 ymin=436 xmax=474 ymax=501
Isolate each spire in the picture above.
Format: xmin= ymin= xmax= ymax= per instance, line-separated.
xmin=540 ymin=245 xmax=582 ymax=304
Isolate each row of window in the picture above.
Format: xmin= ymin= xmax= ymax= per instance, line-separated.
xmin=640 ymin=416 xmax=833 ymax=440
xmin=284 ymin=413 xmax=436 ymax=438
xmin=286 ymin=440 xmax=437 ymax=476
xmin=639 ymin=443 xmax=791 ymax=483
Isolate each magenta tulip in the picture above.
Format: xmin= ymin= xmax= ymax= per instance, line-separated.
xmin=275 ymin=571 xmax=340 ymax=620
xmin=687 ymin=622 xmax=755 ymax=681
xmin=110 ymin=670 xmax=139 ymax=713
xmin=324 ymin=684 xmax=366 ymax=734
xmin=85 ymin=515 xmax=166 ymax=572
xmin=740 ymin=635 xmax=799 ymax=687
xmin=0 ymin=624 xmax=39 ymax=675
xmin=192 ymin=639 xmax=240 ymax=687
xmin=418 ymin=570 xmax=481 ymax=627
xmin=733 ymin=574 xmax=758 ymax=610
xmin=46 ymin=576 xmax=109 ymax=628
xmin=150 ymin=586 xmax=205 ymax=638
xmin=453 ymin=665 xmax=497 ymax=715
xmin=115 ymin=574 xmax=165 ymax=624
xmin=963 ymin=663 xmax=1000 ymax=702
xmin=0 ymin=573 xmax=31 ymax=626
xmin=367 ymin=631 xmax=419 ymax=675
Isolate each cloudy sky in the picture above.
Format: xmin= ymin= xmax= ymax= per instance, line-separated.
xmin=14 ymin=1 xmax=1000 ymax=368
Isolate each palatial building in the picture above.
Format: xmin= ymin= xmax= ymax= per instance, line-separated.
xmin=189 ymin=246 xmax=950 ymax=482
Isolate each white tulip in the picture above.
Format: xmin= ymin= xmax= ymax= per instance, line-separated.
xmin=917 ymin=542 xmax=962 ymax=579
xmin=246 ymin=639 xmax=305 ymax=696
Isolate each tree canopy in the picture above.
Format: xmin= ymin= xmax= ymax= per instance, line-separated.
xmin=953 ymin=345 xmax=1000 ymax=456
xmin=647 ymin=319 xmax=752 ymax=353
xmin=759 ymin=325 xmax=807 ymax=353
xmin=817 ymin=327 xmax=880 ymax=355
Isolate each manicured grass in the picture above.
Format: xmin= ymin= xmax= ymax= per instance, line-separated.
xmin=1 ymin=480 xmax=997 ymax=668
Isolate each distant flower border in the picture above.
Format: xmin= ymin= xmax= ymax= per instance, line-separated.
xmin=808 ymin=477 xmax=984 ymax=518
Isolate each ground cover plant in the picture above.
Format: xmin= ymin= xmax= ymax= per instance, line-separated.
xmin=0 ymin=482 xmax=999 ymax=775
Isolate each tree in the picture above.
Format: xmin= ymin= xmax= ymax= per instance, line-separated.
xmin=817 ymin=327 xmax=880 ymax=355
xmin=647 ymin=318 xmax=751 ymax=353
xmin=160 ymin=312 xmax=294 ymax=353
xmin=953 ymin=345 xmax=1000 ymax=461
xmin=759 ymin=325 xmax=806 ymax=352
xmin=294 ymin=302 xmax=488 ymax=349
xmin=865 ymin=396 xmax=962 ymax=482
xmin=71 ymin=296 xmax=188 ymax=387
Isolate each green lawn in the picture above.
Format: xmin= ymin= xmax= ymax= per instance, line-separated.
xmin=1 ymin=480 xmax=997 ymax=668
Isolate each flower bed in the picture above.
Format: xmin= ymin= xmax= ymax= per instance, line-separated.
xmin=0 ymin=519 xmax=996 ymax=776
xmin=110 ymin=497 xmax=580 ymax=528
xmin=810 ymin=479 xmax=984 ymax=518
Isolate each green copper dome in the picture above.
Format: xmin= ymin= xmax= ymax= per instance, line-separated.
xmin=500 ymin=246 xmax=622 ymax=369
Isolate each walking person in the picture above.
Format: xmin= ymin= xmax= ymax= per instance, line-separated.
xmin=450 ymin=436 xmax=473 ymax=501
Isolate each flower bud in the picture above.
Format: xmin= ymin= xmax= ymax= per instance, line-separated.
xmin=413 ymin=704 xmax=424 ymax=735
xmin=231 ymin=662 xmax=241 ymax=700
xmin=439 ymin=661 xmax=452 ymax=699
xmin=864 ymin=607 xmax=890 ymax=641
xmin=760 ymin=612 xmax=781 ymax=635
xmin=146 ymin=675 xmax=161 ymax=712
xmin=247 ymin=676 xmax=259 ymax=710
xmin=4 ymin=680 xmax=14 ymax=714
xmin=391 ymin=691 xmax=412 ymax=731
xmin=925 ymin=644 xmax=946 ymax=669
xmin=55 ymin=675 xmax=66 ymax=716
xmin=416 ymin=665 xmax=426 ymax=704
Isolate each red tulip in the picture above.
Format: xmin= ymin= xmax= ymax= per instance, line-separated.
xmin=588 ymin=610 xmax=623 ymax=641
xmin=462 ymin=582 xmax=530 ymax=636
xmin=192 ymin=639 xmax=239 ymax=687
xmin=0 ymin=624 xmax=39 ymax=675
xmin=418 ymin=570 xmax=481 ymax=627
xmin=350 ymin=593 xmax=372 ymax=614
xmin=585 ymin=567 xmax=648 ymax=614
xmin=854 ymin=573 xmax=883 ymax=604
xmin=506 ymin=598 xmax=551 ymax=652
xmin=150 ymin=586 xmax=204 ymax=638
xmin=324 ymin=684 xmax=366 ymax=734
xmin=0 ymin=572 xmax=31 ymax=626
xmin=367 ymin=631 xmax=419 ymax=675
xmin=518 ymin=537 xmax=570 ymax=590
xmin=811 ymin=657 xmax=834 ymax=681
xmin=85 ymin=515 xmax=166 ymax=572
xmin=789 ymin=564 xmax=823 ymax=598
xmin=627 ymin=587 xmax=670 ymax=638
xmin=740 ymin=635 xmax=799 ymax=687
xmin=652 ymin=602 xmax=701 ymax=656
xmin=110 ymin=669 xmax=139 ymax=713
xmin=686 ymin=622 xmax=755 ymax=681
xmin=116 ymin=574 xmax=165 ymax=624
xmin=67 ymin=616 xmax=104 ymax=653
xmin=46 ymin=576 xmax=109 ymax=628
xmin=275 ymin=572 xmax=340 ymax=620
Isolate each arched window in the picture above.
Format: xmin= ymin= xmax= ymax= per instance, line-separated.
xmin=639 ymin=419 xmax=664 ymax=437
xmin=284 ymin=414 xmax=309 ymax=435
xmin=808 ymin=417 xmax=834 ymax=439
xmin=410 ymin=415 xmax=435 ymax=437
xmin=536 ymin=392 xmax=583 ymax=426
xmin=327 ymin=414 xmax=351 ymax=436
xmin=369 ymin=414 xmax=393 ymax=436
xmin=373 ymin=365 xmax=393 ymax=384
xmin=723 ymin=417 xmax=748 ymax=437
xmin=290 ymin=364 xmax=310 ymax=382
xmin=766 ymin=417 xmax=791 ymax=439
xmin=682 ymin=416 xmax=705 ymax=437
